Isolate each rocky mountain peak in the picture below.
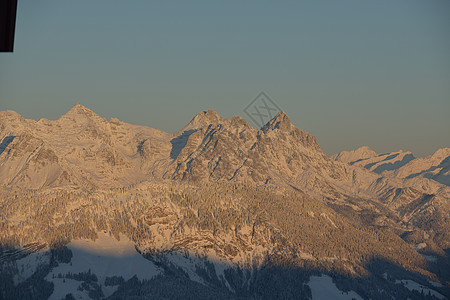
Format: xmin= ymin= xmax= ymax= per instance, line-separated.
xmin=332 ymin=146 xmax=377 ymax=163
xmin=0 ymin=111 xmax=29 ymax=136
xmin=183 ymin=108 xmax=224 ymax=131
xmin=110 ymin=117 xmax=123 ymax=125
xmin=259 ymin=111 xmax=321 ymax=151
xmin=353 ymin=146 xmax=378 ymax=157
xmin=357 ymin=145 xmax=374 ymax=152
xmin=0 ymin=110 xmax=27 ymax=127
xmin=261 ymin=111 xmax=292 ymax=133
xmin=58 ymin=104 xmax=109 ymax=129
xmin=60 ymin=103 xmax=99 ymax=120
xmin=431 ymin=148 xmax=450 ymax=160
xmin=0 ymin=110 xmax=23 ymax=120
xmin=230 ymin=115 xmax=252 ymax=129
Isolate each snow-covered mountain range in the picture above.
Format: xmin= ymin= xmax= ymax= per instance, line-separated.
xmin=332 ymin=146 xmax=450 ymax=187
xmin=0 ymin=105 xmax=449 ymax=299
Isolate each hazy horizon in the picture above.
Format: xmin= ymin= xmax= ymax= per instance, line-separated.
xmin=1 ymin=0 xmax=449 ymax=157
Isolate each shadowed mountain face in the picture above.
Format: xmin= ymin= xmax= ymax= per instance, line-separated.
xmin=0 ymin=105 xmax=449 ymax=299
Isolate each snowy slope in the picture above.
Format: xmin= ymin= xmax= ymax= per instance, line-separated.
xmin=389 ymin=148 xmax=450 ymax=186
xmin=1 ymin=105 xmax=449 ymax=299
xmin=46 ymin=232 xmax=161 ymax=299
xmin=308 ymin=275 xmax=363 ymax=300
xmin=395 ymin=279 xmax=446 ymax=299
xmin=333 ymin=146 xmax=450 ymax=187
xmin=332 ymin=147 xmax=415 ymax=174
xmin=331 ymin=146 xmax=377 ymax=164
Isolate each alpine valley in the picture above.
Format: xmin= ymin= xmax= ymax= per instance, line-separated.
xmin=0 ymin=104 xmax=449 ymax=299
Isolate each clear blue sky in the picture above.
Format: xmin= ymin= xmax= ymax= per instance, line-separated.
xmin=1 ymin=0 xmax=449 ymax=157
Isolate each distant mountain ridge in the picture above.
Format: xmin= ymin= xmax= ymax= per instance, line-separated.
xmin=332 ymin=146 xmax=450 ymax=186
xmin=1 ymin=104 xmax=448 ymax=202
xmin=0 ymin=105 xmax=449 ymax=299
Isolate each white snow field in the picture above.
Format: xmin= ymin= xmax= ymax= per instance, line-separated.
xmin=46 ymin=232 xmax=161 ymax=299
xmin=396 ymin=279 xmax=445 ymax=299
xmin=308 ymin=275 xmax=363 ymax=300
xmin=13 ymin=249 xmax=51 ymax=285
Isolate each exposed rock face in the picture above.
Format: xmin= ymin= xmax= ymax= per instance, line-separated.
xmin=0 ymin=105 xmax=448 ymax=194
xmin=182 ymin=108 xmax=226 ymax=131
xmin=1 ymin=106 xmax=448 ymax=233
xmin=0 ymin=105 xmax=449 ymax=299
xmin=0 ymin=104 xmax=173 ymax=189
